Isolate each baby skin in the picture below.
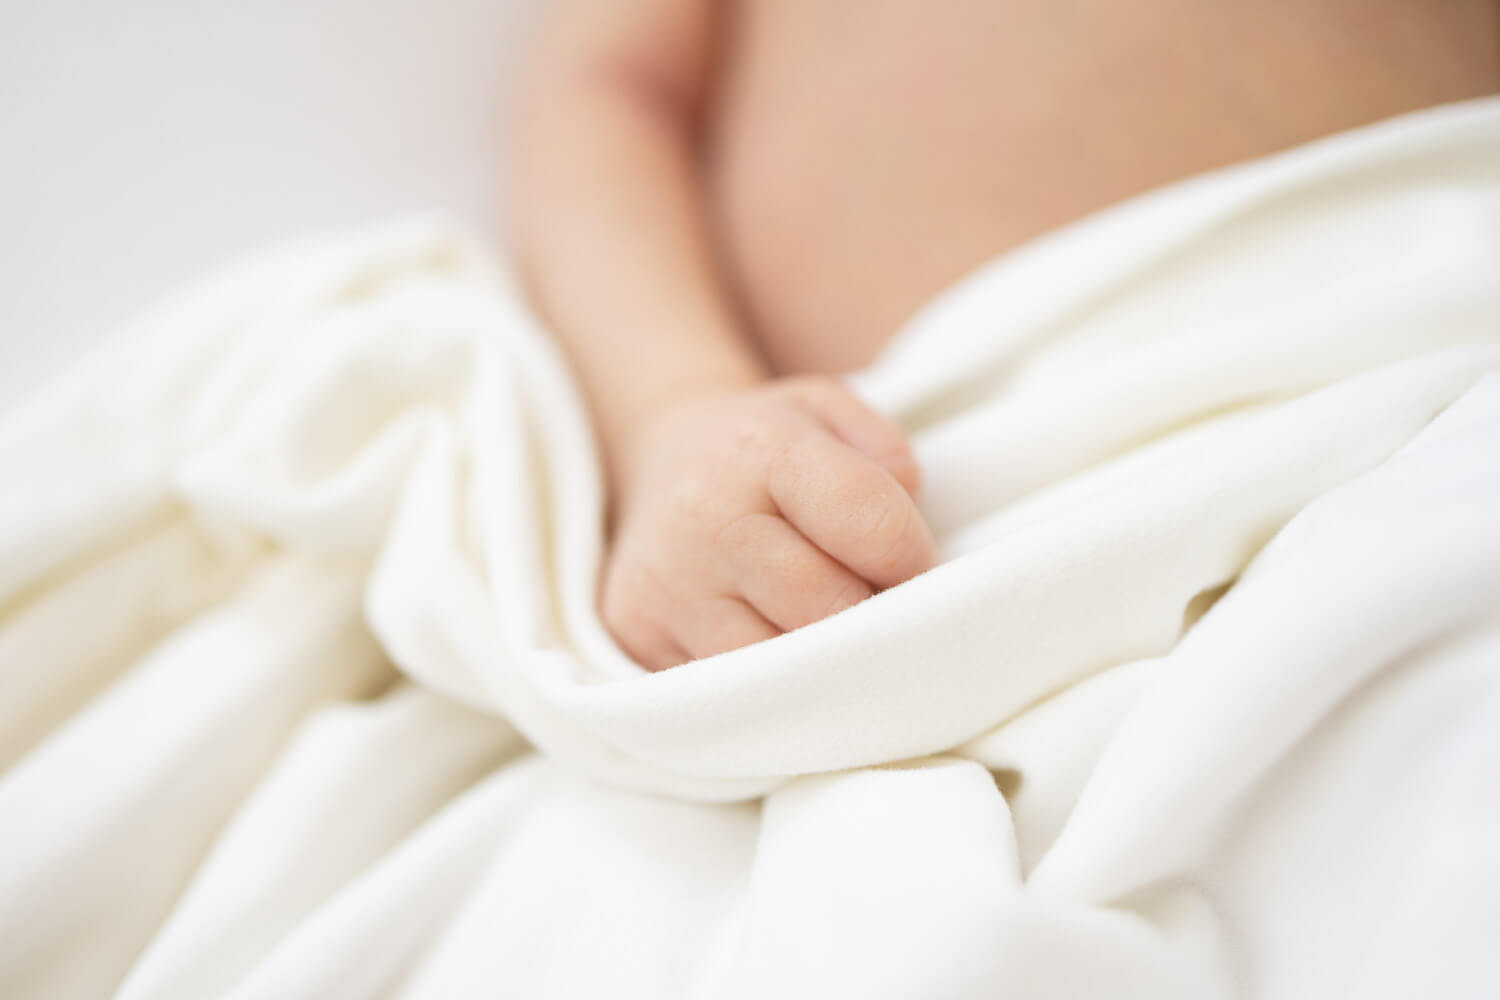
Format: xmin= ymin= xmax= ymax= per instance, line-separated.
xmin=505 ymin=0 xmax=1499 ymax=670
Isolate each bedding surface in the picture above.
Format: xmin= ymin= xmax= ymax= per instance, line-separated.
xmin=2 ymin=97 xmax=1498 ymax=999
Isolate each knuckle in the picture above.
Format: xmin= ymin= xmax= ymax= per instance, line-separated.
xmin=772 ymin=549 xmax=826 ymax=599
xmin=767 ymin=427 xmax=818 ymax=483
xmin=871 ymin=425 xmax=914 ymax=462
xmin=715 ymin=510 xmax=775 ymax=553
xmin=665 ymin=469 xmax=716 ymax=512
xmin=602 ymin=573 xmax=677 ymax=668
xmin=885 ymin=448 xmax=922 ymax=490
xmin=789 ymin=373 xmax=841 ymax=399
xmin=602 ymin=557 xmax=666 ymax=630
xmin=860 ymin=489 xmax=915 ymax=570
xmin=819 ymin=576 xmax=873 ymax=620
xmin=600 ymin=580 xmax=642 ymax=636
xmin=729 ymin=417 xmax=782 ymax=461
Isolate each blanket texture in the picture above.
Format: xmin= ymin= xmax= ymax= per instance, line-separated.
xmin=3 ymin=97 xmax=1499 ymax=999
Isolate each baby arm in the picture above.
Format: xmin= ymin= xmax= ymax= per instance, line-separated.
xmin=506 ymin=0 xmax=935 ymax=669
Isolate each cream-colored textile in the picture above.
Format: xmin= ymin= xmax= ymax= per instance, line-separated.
xmin=2 ymin=97 xmax=1498 ymax=999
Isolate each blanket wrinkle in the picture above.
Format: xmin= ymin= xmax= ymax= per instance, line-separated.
xmin=2 ymin=96 xmax=1499 ymax=999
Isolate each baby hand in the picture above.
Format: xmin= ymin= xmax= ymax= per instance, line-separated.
xmin=602 ymin=376 xmax=935 ymax=670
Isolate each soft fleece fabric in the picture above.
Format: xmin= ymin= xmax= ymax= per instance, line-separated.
xmin=2 ymin=97 xmax=1498 ymax=999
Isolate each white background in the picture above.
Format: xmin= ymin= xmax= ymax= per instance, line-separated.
xmin=0 ymin=0 xmax=530 ymax=411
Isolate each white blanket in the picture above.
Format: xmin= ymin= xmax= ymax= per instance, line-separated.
xmin=3 ymin=97 xmax=1498 ymax=999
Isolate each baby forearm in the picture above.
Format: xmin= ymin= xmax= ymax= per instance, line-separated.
xmin=506 ymin=58 xmax=766 ymax=496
